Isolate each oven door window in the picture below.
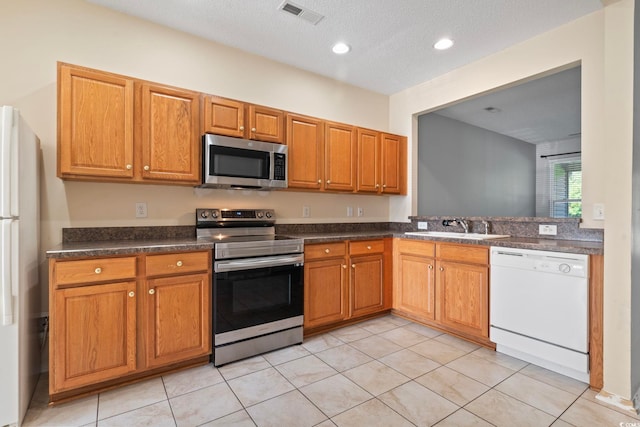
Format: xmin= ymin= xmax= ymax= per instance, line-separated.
xmin=214 ymin=264 xmax=303 ymax=334
xmin=209 ymin=146 xmax=270 ymax=179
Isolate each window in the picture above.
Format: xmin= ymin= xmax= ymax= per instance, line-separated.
xmin=549 ymin=156 xmax=582 ymax=218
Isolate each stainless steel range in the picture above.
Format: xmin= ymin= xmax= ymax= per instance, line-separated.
xmin=196 ymin=208 xmax=304 ymax=366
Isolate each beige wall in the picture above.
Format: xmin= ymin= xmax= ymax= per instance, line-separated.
xmin=389 ymin=1 xmax=634 ymax=399
xmin=0 ymin=0 xmax=393 ymax=311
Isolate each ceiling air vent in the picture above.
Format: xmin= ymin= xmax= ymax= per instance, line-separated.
xmin=279 ymin=1 xmax=324 ymax=25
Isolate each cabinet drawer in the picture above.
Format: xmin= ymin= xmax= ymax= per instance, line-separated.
xmin=396 ymin=239 xmax=435 ymax=257
xmin=305 ymin=242 xmax=347 ymax=260
xmin=54 ymin=257 xmax=137 ymax=286
xmin=146 ymin=251 xmax=210 ymax=277
xmin=349 ymin=240 xmax=384 ymax=256
xmin=436 ymin=243 xmax=488 ymax=265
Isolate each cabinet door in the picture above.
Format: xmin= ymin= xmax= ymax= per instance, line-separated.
xmin=325 ymin=122 xmax=357 ymax=191
xmin=203 ymin=96 xmax=245 ymax=138
xmin=249 ymin=105 xmax=285 ymax=143
xmin=395 ymin=253 xmax=436 ymax=319
xmin=380 ymin=133 xmax=406 ymax=194
xmin=58 ymin=64 xmax=134 ymax=179
xmin=356 ymin=128 xmax=380 ymax=193
xmin=304 ymin=258 xmax=348 ymax=328
xmin=138 ymin=83 xmax=201 ymax=183
xmin=350 ymin=254 xmax=384 ymax=318
xmin=51 ymin=281 xmax=136 ymax=392
xmin=144 ymin=273 xmax=211 ymax=368
xmin=435 ymin=260 xmax=489 ymax=338
xmin=286 ymin=114 xmax=324 ymax=190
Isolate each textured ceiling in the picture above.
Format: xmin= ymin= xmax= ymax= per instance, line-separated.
xmin=434 ymin=66 xmax=581 ymax=144
xmin=86 ymin=0 xmax=602 ymax=95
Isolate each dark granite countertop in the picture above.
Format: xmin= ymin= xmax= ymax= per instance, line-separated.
xmin=47 ymin=224 xmax=603 ymax=258
xmin=46 ymin=238 xmax=214 ymax=259
xmin=286 ymin=232 xmax=603 ymax=255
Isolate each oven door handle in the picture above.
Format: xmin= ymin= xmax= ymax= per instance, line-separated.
xmin=215 ymin=254 xmax=304 ymax=272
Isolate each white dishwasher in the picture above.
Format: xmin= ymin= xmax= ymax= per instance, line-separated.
xmin=490 ymin=247 xmax=589 ymax=383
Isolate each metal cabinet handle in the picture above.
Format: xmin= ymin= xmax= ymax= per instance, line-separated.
xmin=324 ymin=249 xmax=330 ymax=254
xmin=94 ymin=267 xmax=102 ymax=274
xmin=383 ymin=184 xmax=387 ymax=188
xmin=143 ymin=165 xmax=150 ymax=171
xmin=149 ymin=289 xmax=155 ymax=295
xmin=375 ymin=184 xmax=380 ymax=188
xmin=428 ymin=265 xmax=433 ymax=270
xmin=326 ymin=180 xmax=331 ymax=185
xmin=351 ymin=264 xmax=355 ymax=268
xmin=342 ymin=264 xmax=347 ymax=269
xmin=128 ymin=291 xmax=135 ymax=298
xmin=240 ymin=126 xmax=245 ymax=131
xmin=176 ymin=261 xmax=183 ymax=267
xmin=251 ymin=127 xmax=257 ymax=132
xmin=439 ymin=267 xmax=444 ymax=271
xmin=126 ymin=164 xmax=132 ymax=170
xmin=318 ymin=179 xmax=322 ymax=184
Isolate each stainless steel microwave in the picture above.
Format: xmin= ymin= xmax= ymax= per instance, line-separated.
xmin=201 ymin=134 xmax=287 ymax=190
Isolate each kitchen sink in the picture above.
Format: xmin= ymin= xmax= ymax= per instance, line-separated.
xmin=404 ymin=231 xmax=510 ymax=240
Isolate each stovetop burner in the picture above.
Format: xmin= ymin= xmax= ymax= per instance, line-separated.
xmin=195 ymin=208 xmax=304 ymax=257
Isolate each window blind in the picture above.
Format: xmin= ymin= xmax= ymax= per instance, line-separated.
xmin=549 ymin=156 xmax=582 ymax=218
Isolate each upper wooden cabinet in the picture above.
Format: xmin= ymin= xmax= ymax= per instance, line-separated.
xmin=286 ymin=113 xmax=324 ymax=190
xmin=57 ymin=63 xmax=201 ymax=185
xmin=138 ymin=83 xmax=201 ymax=183
xmin=325 ymin=122 xmax=357 ymax=192
xmin=357 ymin=129 xmax=407 ymax=195
xmin=286 ymin=116 xmax=358 ymax=192
xmin=58 ymin=64 xmax=135 ymax=179
xmin=203 ymin=95 xmax=285 ymax=143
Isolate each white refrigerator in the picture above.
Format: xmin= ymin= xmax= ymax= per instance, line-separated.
xmin=0 ymin=106 xmax=40 ymax=426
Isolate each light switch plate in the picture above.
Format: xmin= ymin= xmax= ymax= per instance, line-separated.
xmin=347 ymin=206 xmax=353 ymax=217
xmin=357 ymin=207 xmax=364 ymax=217
xmin=593 ymin=203 xmax=605 ymax=220
xmin=302 ymin=206 xmax=310 ymax=218
xmin=539 ymin=224 xmax=557 ymax=235
xmin=417 ymin=221 xmax=428 ymax=230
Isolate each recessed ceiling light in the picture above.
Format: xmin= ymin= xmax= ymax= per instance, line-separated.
xmin=433 ymin=38 xmax=454 ymax=50
xmin=332 ymin=42 xmax=350 ymax=54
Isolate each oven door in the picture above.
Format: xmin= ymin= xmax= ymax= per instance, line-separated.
xmin=213 ymin=254 xmax=303 ymax=340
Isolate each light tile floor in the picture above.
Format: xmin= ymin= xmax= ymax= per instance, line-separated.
xmin=23 ymin=315 xmax=640 ymax=427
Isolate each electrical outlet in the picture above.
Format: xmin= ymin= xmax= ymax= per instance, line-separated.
xmin=593 ymin=203 xmax=605 ymax=220
xmin=347 ymin=206 xmax=353 ymax=217
xmin=357 ymin=207 xmax=364 ymax=217
xmin=302 ymin=206 xmax=310 ymax=218
xmin=417 ymin=221 xmax=429 ymax=230
xmin=135 ymin=202 xmax=147 ymax=218
xmin=539 ymin=224 xmax=557 ymax=235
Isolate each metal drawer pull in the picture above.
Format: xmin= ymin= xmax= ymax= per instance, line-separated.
xmin=324 ymin=249 xmax=330 ymax=254
xmin=176 ymin=261 xmax=183 ymax=267
xmin=367 ymin=245 xmax=371 ymax=250
xmin=128 ymin=291 xmax=135 ymax=297
xmin=94 ymin=267 xmax=102 ymax=274
xmin=149 ymin=289 xmax=155 ymax=295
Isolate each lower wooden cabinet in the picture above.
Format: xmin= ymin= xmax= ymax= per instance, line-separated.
xmin=52 ymin=280 xmax=137 ymax=392
xmin=304 ymin=239 xmax=391 ymax=331
xmin=393 ymin=238 xmax=490 ymax=344
xmin=144 ymin=272 xmax=211 ymax=368
xmin=49 ymin=250 xmax=211 ymax=400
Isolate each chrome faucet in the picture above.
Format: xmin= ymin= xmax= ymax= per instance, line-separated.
xmin=454 ymin=218 xmax=469 ymax=233
xmin=481 ymin=220 xmax=490 ymax=235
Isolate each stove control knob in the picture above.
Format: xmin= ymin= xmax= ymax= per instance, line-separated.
xmin=200 ymin=211 xmax=209 ymax=219
xmin=211 ymin=211 xmax=219 ymax=219
xmin=265 ymin=212 xmax=272 ymax=219
xmin=256 ymin=212 xmax=264 ymax=218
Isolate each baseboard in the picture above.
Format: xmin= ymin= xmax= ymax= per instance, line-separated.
xmin=633 ymin=385 xmax=640 ymax=414
xmin=596 ymin=390 xmax=639 ymax=415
